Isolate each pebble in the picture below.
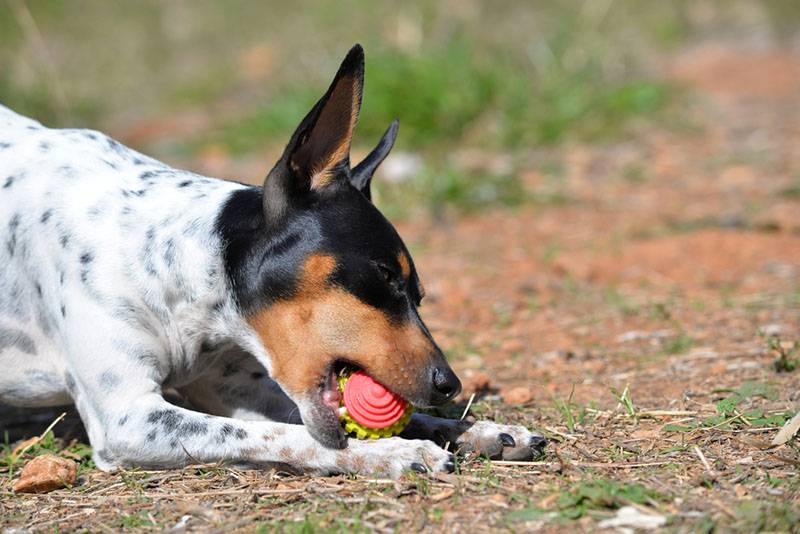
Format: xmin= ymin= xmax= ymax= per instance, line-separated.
xmin=502 ymin=386 xmax=533 ymax=405
xmin=13 ymin=454 xmax=77 ymax=493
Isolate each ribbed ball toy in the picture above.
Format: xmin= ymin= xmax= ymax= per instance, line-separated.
xmin=338 ymin=369 xmax=413 ymax=439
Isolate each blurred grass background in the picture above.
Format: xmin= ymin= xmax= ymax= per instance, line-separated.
xmin=1 ymin=0 xmax=799 ymax=218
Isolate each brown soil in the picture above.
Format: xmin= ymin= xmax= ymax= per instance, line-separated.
xmin=2 ymin=44 xmax=799 ymax=533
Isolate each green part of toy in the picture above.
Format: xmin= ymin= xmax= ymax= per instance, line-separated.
xmin=338 ymin=370 xmax=414 ymax=440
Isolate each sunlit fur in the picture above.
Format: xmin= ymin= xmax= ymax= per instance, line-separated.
xmin=0 ymin=44 xmax=544 ymax=475
xmin=247 ymin=254 xmax=435 ymax=401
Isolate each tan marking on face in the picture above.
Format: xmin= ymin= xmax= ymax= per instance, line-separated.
xmin=247 ymin=254 xmax=434 ymax=400
xmin=397 ymin=252 xmax=411 ymax=280
xmin=399 ymin=251 xmax=426 ymax=301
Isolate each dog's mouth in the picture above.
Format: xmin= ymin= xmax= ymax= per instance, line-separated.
xmin=305 ymin=359 xmax=413 ymax=449
xmin=320 ymin=360 xmax=347 ymax=411
xmin=300 ymin=360 xmax=360 ymax=449
xmin=317 ymin=359 xmax=409 ymax=418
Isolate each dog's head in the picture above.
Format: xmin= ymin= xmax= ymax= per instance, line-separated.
xmin=223 ymin=45 xmax=460 ymax=448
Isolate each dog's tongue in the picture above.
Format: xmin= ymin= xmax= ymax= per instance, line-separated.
xmin=341 ymin=370 xmax=407 ymax=429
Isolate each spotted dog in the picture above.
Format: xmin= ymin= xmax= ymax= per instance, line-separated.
xmin=0 ymin=45 xmax=546 ymax=477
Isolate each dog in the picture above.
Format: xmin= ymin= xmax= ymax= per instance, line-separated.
xmin=0 ymin=45 xmax=545 ymax=477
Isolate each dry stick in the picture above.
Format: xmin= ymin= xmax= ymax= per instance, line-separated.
xmin=587 ymin=409 xmax=699 ymax=418
xmin=0 ymin=487 xmax=312 ymax=501
xmin=177 ymin=442 xmax=203 ymax=467
xmin=542 ymin=426 xmax=578 ymax=441
xmin=693 ymin=445 xmax=715 ymax=477
xmin=25 ymin=509 xmax=93 ymax=531
xmin=640 ymin=410 xmax=699 ymax=417
xmin=732 ymin=409 xmax=753 ymax=427
xmin=492 ymin=460 xmax=675 ymax=468
xmin=460 ymin=393 xmax=476 ymax=421
xmin=443 ymin=392 xmax=476 ymax=453
xmin=14 ymin=412 xmax=66 ymax=458
xmin=690 ymin=412 xmax=752 ymax=435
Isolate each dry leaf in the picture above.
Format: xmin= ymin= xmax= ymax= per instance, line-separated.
xmin=11 ymin=437 xmax=40 ymax=457
xmin=772 ymin=411 xmax=800 ymax=446
xmin=430 ymin=488 xmax=455 ymax=502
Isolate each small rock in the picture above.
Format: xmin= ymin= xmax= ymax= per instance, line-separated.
xmin=598 ymin=506 xmax=666 ymax=530
xmin=759 ymin=323 xmax=784 ymax=337
xmin=616 ymin=329 xmax=673 ymax=343
xmin=13 ymin=454 xmax=77 ymax=493
xmin=502 ymin=386 xmax=533 ymax=405
xmin=462 ymin=371 xmax=493 ymax=394
xmin=499 ymin=338 xmax=525 ymax=354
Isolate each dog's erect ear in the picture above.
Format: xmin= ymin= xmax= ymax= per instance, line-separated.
xmin=350 ymin=120 xmax=399 ymax=200
xmin=263 ymin=44 xmax=364 ymax=225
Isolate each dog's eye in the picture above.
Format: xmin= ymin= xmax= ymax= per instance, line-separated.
xmin=375 ymin=262 xmax=402 ymax=290
xmin=377 ymin=263 xmax=397 ymax=283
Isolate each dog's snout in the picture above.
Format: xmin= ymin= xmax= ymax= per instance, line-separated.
xmin=430 ymin=366 xmax=461 ymax=404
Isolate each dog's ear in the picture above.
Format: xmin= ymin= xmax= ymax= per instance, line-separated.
xmin=350 ymin=120 xmax=398 ymax=200
xmin=263 ymin=44 xmax=364 ymax=225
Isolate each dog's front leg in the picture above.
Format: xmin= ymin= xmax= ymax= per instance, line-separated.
xmin=400 ymin=413 xmax=548 ymax=461
xmin=94 ymin=394 xmax=454 ymax=477
xmin=69 ymin=375 xmax=454 ymax=477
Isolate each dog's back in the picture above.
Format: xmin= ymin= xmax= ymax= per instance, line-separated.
xmin=0 ymin=105 xmax=242 ymax=408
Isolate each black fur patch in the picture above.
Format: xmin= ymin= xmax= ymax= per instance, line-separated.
xmin=6 ymin=213 xmax=20 ymax=256
xmin=99 ymin=370 xmax=122 ymax=392
xmin=0 ymin=326 xmax=36 ymax=354
xmin=214 ymin=184 xmax=422 ymax=322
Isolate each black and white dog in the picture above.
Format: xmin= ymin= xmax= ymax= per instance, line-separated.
xmin=0 ymin=45 xmax=545 ymax=477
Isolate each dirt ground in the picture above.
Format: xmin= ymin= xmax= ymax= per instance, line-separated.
xmin=2 ymin=43 xmax=800 ymax=533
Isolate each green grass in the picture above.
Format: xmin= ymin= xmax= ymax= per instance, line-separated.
xmin=760 ymin=331 xmax=800 ymax=373
xmin=0 ymin=0 xmax=689 ymax=219
xmin=117 ymin=511 xmax=157 ymax=529
xmin=202 ymin=36 xmax=671 ymax=157
xmin=611 ymin=384 xmax=637 ymax=418
xmin=661 ymin=332 xmax=694 ymax=355
xmin=2 ymin=429 xmax=95 ymax=482
xmin=732 ymin=500 xmax=800 ymax=533
xmin=507 ymin=477 xmax=663 ymax=523
xmin=551 ymin=385 xmax=596 ymax=432
xmin=661 ymin=381 xmax=792 ymax=433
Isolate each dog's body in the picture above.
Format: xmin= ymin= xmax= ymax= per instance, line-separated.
xmin=0 ymin=46 xmax=544 ymax=477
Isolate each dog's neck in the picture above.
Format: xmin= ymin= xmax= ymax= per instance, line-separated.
xmin=116 ymin=175 xmax=272 ymax=384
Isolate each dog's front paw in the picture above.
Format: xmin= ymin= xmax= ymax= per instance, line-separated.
xmin=456 ymin=421 xmax=547 ymax=461
xmin=342 ymin=437 xmax=455 ymax=478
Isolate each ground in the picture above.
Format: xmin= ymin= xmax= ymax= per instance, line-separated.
xmin=2 ymin=30 xmax=800 ymax=534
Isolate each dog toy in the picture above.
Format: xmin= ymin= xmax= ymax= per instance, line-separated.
xmin=338 ymin=369 xmax=413 ymax=439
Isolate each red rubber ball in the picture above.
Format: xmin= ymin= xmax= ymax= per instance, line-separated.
xmin=342 ymin=371 xmax=408 ymax=429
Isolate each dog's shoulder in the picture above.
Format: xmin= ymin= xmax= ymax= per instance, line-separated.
xmin=0 ymin=104 xmax=46 ymax=134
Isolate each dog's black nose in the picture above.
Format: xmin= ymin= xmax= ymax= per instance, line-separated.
xmin=431 ymin=366 xmax=461 ymax=404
